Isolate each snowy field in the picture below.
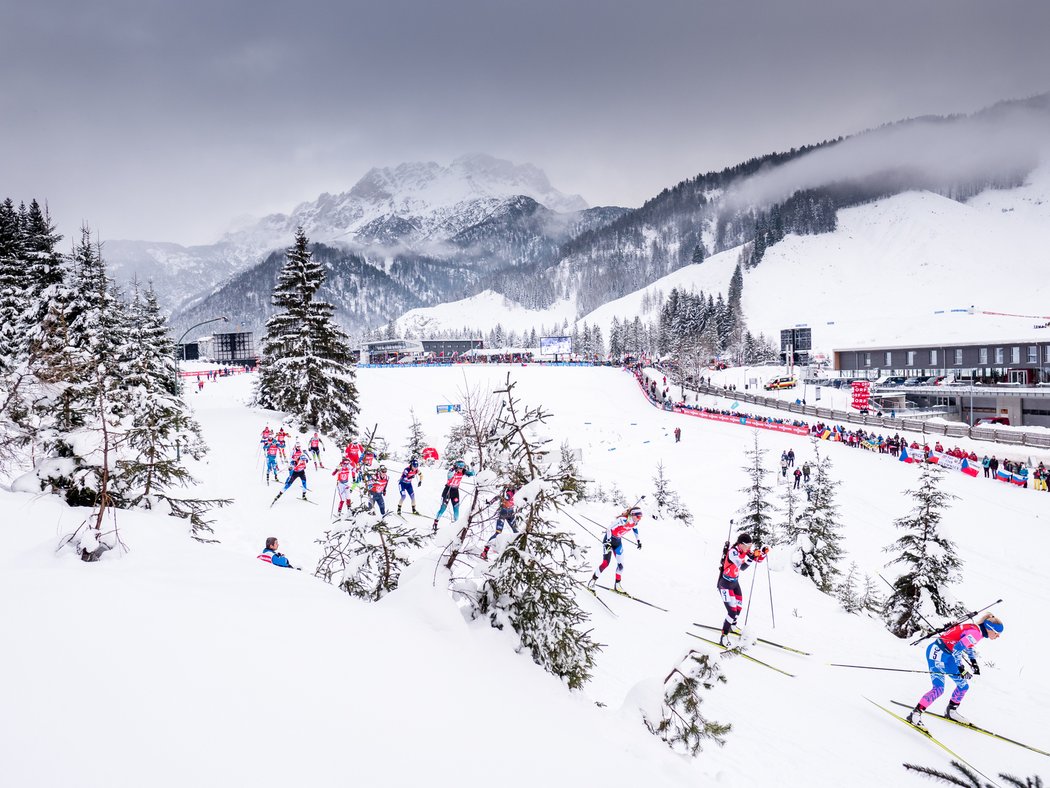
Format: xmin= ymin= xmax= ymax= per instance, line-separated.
xmin=1 ymin=364 xmax=1046 ymax=787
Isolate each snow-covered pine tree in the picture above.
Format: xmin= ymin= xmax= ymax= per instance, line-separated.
xmin=403 ymin=408 xmax=427 ymax=461
xmin=255 ymin=227 xmax=359 ymax=438
xmin=652 ymin=459 xmax=694 ymax=526
xmin=315 ymin=511 xmax=431 ymax=601
xmin=776 ymin=482 xmax=800 ymax=547
xmin=738 ymin=432 xmax=775 ymax=545
xmin=883 ymin=462 xmax=963 ymax=638
xmin=859 ymin=573 xmax=885 ymax=616
xmin=787 ymin=441 xmax=844 ymax=593
xmin=119 ymin=284 xmax=227 ymax=540
xmin=837 ymin=561 xmax=863 ymax=613
xmin=557 ymin=441 xmax=587 ymax=503
xmin=473 ymin=374 xmax=601 ymax=689
xmin=645 ymin=650 xmax=730 ymax=756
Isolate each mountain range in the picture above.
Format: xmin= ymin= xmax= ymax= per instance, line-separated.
xmin=105 ymin=94 xmax=1050 ymax=342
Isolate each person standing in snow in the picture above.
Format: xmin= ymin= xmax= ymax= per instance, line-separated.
xmin=273 ymin=451 xmax=310 ymax=503
xmin=480 ymin=486 xmax=519 ymax=561
xmin=780 ymin=455 xmax=789 ymax=478
xmin=716 ymin=532 xmax=769 ymax=646
xmin=674 ymin=426 xmax=681 ymax=443
xmin=802 ymin=462 xmax=812 ymax=483
xmin=905 ymin=614 xmax=1004 ymax=728
xmin=332 ymin=458 xmax=353 ymax=518
xmin=308 ymin=431 xmax=326 ymax=469
xmin=793 ymin=467 xmax=803 ymax=489
xmin=258 ymin=537 xmax=299 ymax=569
xmin=396 ymin=458 xmax=423 ymax=516
xmin=432 ymin=459 xmax=476 ymax=532
xmin=586 ymin=506 xmax=644 ymax=594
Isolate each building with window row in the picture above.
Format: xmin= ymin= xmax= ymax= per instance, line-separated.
xmin=834 ymin=338 xmax=1050 ymax=385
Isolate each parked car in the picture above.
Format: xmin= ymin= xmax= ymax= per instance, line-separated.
xmin=922 ymin=376 xmax=944 ymax=386
xmin=764 ymin=376 xmax=797 ymax=390
xmin=903 ymin=377 xmax=922 ymax=386
xmin=975 ymin=417 xmax=1011 ymax=426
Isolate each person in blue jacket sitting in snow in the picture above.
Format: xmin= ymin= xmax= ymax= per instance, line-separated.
xmin=258 ymin=537 xmax=298 ymax=570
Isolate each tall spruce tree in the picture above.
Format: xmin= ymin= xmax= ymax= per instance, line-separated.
xmin=255 ymin=227 xmax=359 ymax=437
xmin=787 ymin=441 xmax=844 ymax=593
xmin=738 ymin=432 xmax=775 ymax=545
xmin=883 ymin=462 xmax=963 ymax=638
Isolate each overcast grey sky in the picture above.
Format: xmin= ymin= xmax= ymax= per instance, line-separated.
xmin=2 ymin=0 xmax=1048 ymax=245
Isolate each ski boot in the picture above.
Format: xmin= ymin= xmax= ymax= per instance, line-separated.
xmin=945 ymin=702 xmax=970 ymax=725
xmin=480 ymin=546 xmax=490 ymax=561
xmin=397 ymin=504 xmax=402 ymax=516
xmin=432 ymin=518 xmax=439 ymax=533
xmin=906 ymin=707 xmax=926 ymax=729
xmin=301 ymin=491 xmax=307 ymax=500
xmin=718 ymin=633 xmax=731 ymax=648
xmin=412 ymin=507 xmax=419 ymax=515
xmin=613 ymin=581 xmax=626 ymax=595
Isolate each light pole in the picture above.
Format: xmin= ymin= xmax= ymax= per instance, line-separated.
xmin=175 ymin=316 xmax=229 ymax=392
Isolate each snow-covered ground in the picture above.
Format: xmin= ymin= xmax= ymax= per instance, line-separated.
xmin=2 ymin=365 xmax=1047 ymax=787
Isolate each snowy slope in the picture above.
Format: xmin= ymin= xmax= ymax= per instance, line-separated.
xmin=4 ymin=365 xmax=1047 ymax=786
xmin=576 ymin=163 xmax=1050 ymax=354
xmin=397 ymin=289 xmax=578 ymax=337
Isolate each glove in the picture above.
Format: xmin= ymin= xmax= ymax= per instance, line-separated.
xmin=636 ymin=540 xmax=642 ymax=550
xmin=957 ymin=662 xmax=972 ymax=681
xmin=971 ymin=661 xmax=981 ymax=676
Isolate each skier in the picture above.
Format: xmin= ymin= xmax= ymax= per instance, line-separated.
xmin=368 ymin=464 xmax=389 ymax=516
xmin=308 ymin=431 xmax=326 ymax=469
xmin=905 ymin=614 xmax=1004 ymax=728
xmin=261 ymin=425 xmax=273 ymax=441
xmin=716 ymin=532 xmax=769 ymax=646
xmin=258 ymin=537 xmax=298 ymax=569
xmin=262 ymin=437 xmax=281 ymax=483
xmin=586 ymin=505 xmax=644 ymax=594
xmin=332 ymin=458 xmax=353 ymax=518
xmin=432 ymin=459 xmax=476 ymax=532
xmin=272 ymin=451 xmax=310 ymax=504
xmin=276 ymin=427 xmax=288 ymax=460
xmin=480 ymin=486 xmax=519 ymax=561
xmin=396 ymin=458 xmax=423 ymax=516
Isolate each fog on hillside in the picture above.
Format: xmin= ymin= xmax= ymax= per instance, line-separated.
xmin=726 ymin=97 xmax=1050 ymax=208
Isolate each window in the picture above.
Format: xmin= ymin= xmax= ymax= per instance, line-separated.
xmin=1029 ymin=346 xmax=1038 ymax=364
xmin=930 ymin=349 xmax=938 ymax=365
xmin=864 ymin=352 xmax=871 ymax=367
xmin=1012 ymin=346 xmax=1020 ymax=364
xmin=980 ymin=347 xmax=988 ymax=364
xmin=884 ymin=351 xmax=892 ymax=366
xmin=907 ymin=351 xmax=916 ymax=366
xmin=954 ymin=349 xmax=963 ymax=365
xmin=1045 ymin=346 xmax=1050 ymax=364
xmin=995 ymin=347 xmax=1004 ymax=364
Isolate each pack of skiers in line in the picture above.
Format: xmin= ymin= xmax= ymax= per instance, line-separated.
xmin=258 ymin=453 xmax=1009 ymax=731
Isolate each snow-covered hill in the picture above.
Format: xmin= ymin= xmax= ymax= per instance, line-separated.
xmin=564 ymin=162 xmax=1050 ymax=354
xmin=2 ymin=365 xmax=1046 ymax=787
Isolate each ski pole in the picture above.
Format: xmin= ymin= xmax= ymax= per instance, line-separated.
xmin=743 ymin=559 xmax=758 ymax=625
xmin=878 ymin=573 xmax=941 ymax=637
xmin=828 ymin=663 xmax=965 ymax=677
xmin=330 ymin=484 xmax=337 ymax=519
xmin=767 ymin=558 xmax=776 ymax=629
